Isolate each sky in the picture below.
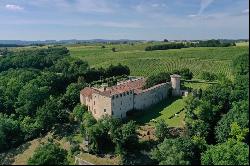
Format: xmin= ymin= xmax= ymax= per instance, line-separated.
xmin=0 ymin=0 xmax=249 ymax=40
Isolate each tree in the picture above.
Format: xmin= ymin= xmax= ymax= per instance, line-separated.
xmin=61 ymin=83 xmax=86 ymax=110
xmin=229 ymin=122 xmax=249 ymax=142
xmin=28 ymin=142 xmax=69 ymax=165
xmin=151 ymin=138 xmax=190 ymax=165
xmin=36 ymin=97 xmax=68 ymax=132
xmin=112 ymin=47 xmax=116 ymax=52
xmin=72 ymin=104 xmax=87 ymax=122
xmin=106 ymin=64 xmax=130 ymax=77
xmin=199 ymin=71 xmax=217 ymax=81
xmin=172 ymin=68 xmax=193 ymax=80
xmin=144 ymin=72 xmax=170 ymax=89
xmin=201 ymin=139 xmax=249 ymax=165
xmin=81 ymin=112 xmax=97 ymax=136
xmin=20 ymin=116 xmax=41 ymax=141
xmin=215 ymin=100 xmax=249 ymax=143
xmin=0 ymin=113 xmax=23 ymax=152
xmin=151 ymin=137 xmax=206 ymax=165
xmin=154 ymin=119 xmax=171 ymax=141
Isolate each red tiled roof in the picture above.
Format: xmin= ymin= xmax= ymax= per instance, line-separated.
xmin=80 ymin=78 xmax=146 ymax=97
xmin=80 ymin=87 xmax=95 ymax=97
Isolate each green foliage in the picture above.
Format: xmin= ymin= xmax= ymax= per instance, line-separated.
xmin=232 ymin=53 xmax=249 ymax=75
xmin=172 ymin=68 xmax=193 ymax=80
xmin=229 ymin=122 xmax=249 ymax=142
xmin=112 ymin=47 xmax=116 ymax=52
xmin=72 ymin=104 xmax=87 ymax=122
xmin=0 ymin=113 xmax=23 ymax=152
xmin=106 ymin=63 xmax=130 ymax=77
xmin=83 ymin=64 xmax=130 ymax=83
xmin=28 ymin=142 xmax=69 ymax=165
xmin=70 ymin=141 xmax=80 ymax=155
xmin=143 ymin=72 xmax=170 ymax=89
xmin=0 ymin=69 xmax=40 ymax=114
xmin=20 ymin=116 xmax=41 ymax=141
xmin=0 ymin=47 xmax=92 ymax=153
xmin=36 ymin=96 xmax=68 ymax=132
xmin=49 ymin=57 xmax=89 ymax=81
xmin=60 ymin=83 xmax=87 ymax=110
xmin=215 ymin=100 xmax=249 ymax=143
xmin=0 ymin=47 xmax=69 ymax=72
xmin=151 ymin=137 xmax=203 ymax=165
xmin=145 ymin=43 xmax=186 ymax=51
xmin=154 ymin=119 xmax=171 ymax=142
xmin=151 ymin=141 xmax=189 ymax=165
xmin=199 ymin=71 xmax=218 ymax=81
xmin=189 ymin=40 xmax=235 ymax=47
xmin=201 ymin=139 xmax=249 ymax=165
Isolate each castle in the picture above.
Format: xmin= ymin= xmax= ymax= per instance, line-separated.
xmin=80 ymin=74 xmax=182 ymax=119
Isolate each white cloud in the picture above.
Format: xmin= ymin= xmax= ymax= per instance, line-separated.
xmin=198 ymin=0 xmax=214 ymax=15
xmin=152 ymin=4 xmax=159 ymax=8
xmin=0 ymin=19 xmax=142 ymax=28
xmin=188 ymin=14 xmax=197 ymax=17
xmin=5 ymin=4 xmax=23 ymax=11
xmin=242 ymin=9 xmax=249 ymax=14
xmin=188 ymin=0 xmax=214 ymax=18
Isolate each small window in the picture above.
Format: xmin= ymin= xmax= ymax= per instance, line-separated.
xmin=121 ymin=114 xmax=123 ymax=118
xmin=94 ymin=109 xmax=96 ymax=114
xmin=127 ymin=91 xmax=129 ymax=95
xmin=116 ymin=95 xmax=119 ymax=98
xmin=112 ymin=96 xmax=115 ymax=99
xmin=120 ymin=94 xmax=122 ymax=97
xmin=104 ymin=109 xmax=106 ymax=112
xmin=94 ymin=101 xmax=95 ymax=105
xmin=123 ymin=92 xmax=126 ymax=96
xmin=112 ymin=111 xmax=114 ymax=115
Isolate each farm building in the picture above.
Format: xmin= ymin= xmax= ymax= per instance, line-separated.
xmin=80 ymin=74 xmax=182 ymax=119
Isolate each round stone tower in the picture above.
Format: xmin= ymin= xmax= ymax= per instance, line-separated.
xmin=170 ymin=74 xmax=181 ymax=96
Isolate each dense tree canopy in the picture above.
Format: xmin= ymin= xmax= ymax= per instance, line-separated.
xmin=201 ymin=139 xmax=249 ymax=165
xmin=143 ymin=72 xmax=170 ymax=89
xmin=145 ymin=43 xmax=186 ymax=51
xmin=0 ymin=47 xmax=132 ymax=153
xmin=188 ymin=40 xmax=236 ymax=47
xmin=28 ymin=142 xmax=69 ymax=165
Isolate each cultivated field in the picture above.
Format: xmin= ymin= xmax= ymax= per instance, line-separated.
xmin=68 ymin=43 xmax=248 ymax=79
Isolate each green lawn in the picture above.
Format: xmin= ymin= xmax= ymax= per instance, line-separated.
xmin=129 ymin=97 xmax=186 ymax=128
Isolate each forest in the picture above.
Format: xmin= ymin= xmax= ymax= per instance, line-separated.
xmin=0 ymin=47 xmax=130 ymax=153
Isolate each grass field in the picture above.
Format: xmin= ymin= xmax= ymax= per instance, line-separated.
xmin=68 ymin=43 xmax=248 ymax=79
xmin=183 ymin=79 xmax=217 ymax=90
xmin=129 ymin=97 xmax=186 ymax=128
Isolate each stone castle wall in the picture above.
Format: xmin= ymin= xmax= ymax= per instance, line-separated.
xmin=134 ymin=83 xmax=169 ymax=110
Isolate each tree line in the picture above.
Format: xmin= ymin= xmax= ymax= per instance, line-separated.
xmin=145 ymin=43 xmax=186 ymax=51
xmin=187 ymin=39 xmax=236 ymax=47
xmin=145 ymin=40 xmax=236 ymax=51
